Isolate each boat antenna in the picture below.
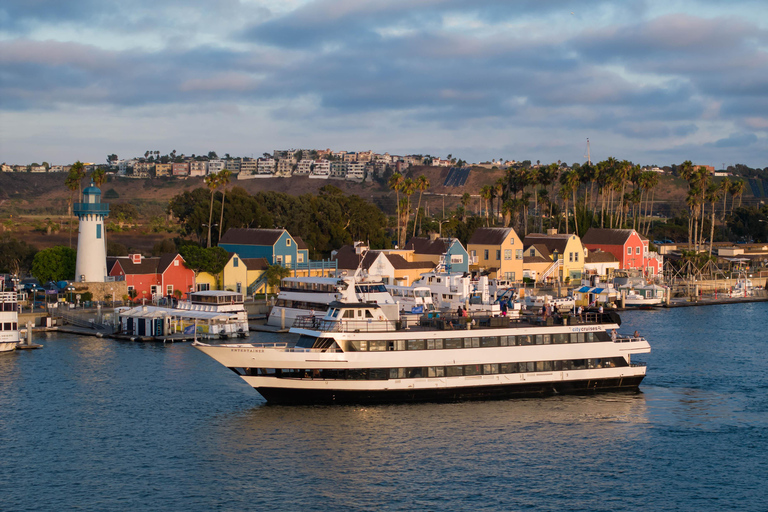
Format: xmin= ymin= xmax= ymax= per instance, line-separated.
xmin=354 ymin=245 xmax=369 ymax=280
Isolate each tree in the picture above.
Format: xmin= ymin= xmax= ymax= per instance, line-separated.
xmin=31 ymin=246 xmax=76 ymax=283
xmin=217 ymin=169 xmax=232 ymax=242
xmin=480 ymin=185 xmax=492 ymax=227
xmin=412 ymin=175 xmax=430 ymax=238
xmin=90 ymin=168 xmax=106 ymax=187
xmin=204 ymin=173 xmax=220 ymax=248
xmin=265 ymin=264 xmax=291 ymax=293
xmin=388 ymin=172 xmax=404 ymax=246
xmin=705 ymin=183 xmax=723 ymax=258
xmin=730 ymin=180 xmax=745 ymax=211
xmin=178 ymin=245 xmax=230 ymax=289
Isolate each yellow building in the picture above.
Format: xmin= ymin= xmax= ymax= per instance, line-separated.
xmin=523 ymin=232 xmax=586 ymax=283
xmin=195 ymin=254 xmax=270 ymax=294
xmin=467 ymin=227 xmax=524 ymax=281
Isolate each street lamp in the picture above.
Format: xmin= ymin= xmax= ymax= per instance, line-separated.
xmin=438 ymin=217 xmax=454 ymax=238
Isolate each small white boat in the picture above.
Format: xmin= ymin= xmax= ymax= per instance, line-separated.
xmin=623 ymin=285 xmax=665 ymax=307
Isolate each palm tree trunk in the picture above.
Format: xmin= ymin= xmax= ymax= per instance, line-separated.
xmin=218 ymin=189 xmax=226 ymax=242
xmin=709 ymin=202 xmax=716 ymax=259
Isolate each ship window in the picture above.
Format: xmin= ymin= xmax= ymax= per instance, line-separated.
xmin=343 ymin=310 xmax=354 ymax=318
xmin=406 ymin=368 xmax=424 ymax=378
xmin=480 ymin=336 xmax=498 ymax=347
xmin=368 ymin=368 xmax=389 ymax=380
xmin=407 ymin=339 xmax=426 ymax=350
xmin=552 ymin=333 xmax=569 ymax=344
xmin=500 ymin=363 xmax=518 ymax=373
xmin=444 ymin=338 xmax=462 ymax=349
xmin=464 ymin=337 xmax=480 ymax=348
xmin=369 ymin=340 xmax=387 ymax=351
xmin=517 ymin=335 xmax=532 ymax=346
xmin=483 ymin=364 xmax=499 ymax=374
xmin=572 ymin=333 xmax=585 ymax=343
xmin=365 ymin=310 xmax=374 ymax=318
xmin=446 ymin=366 xmax=463 ymax=377
xmin=389 ymin=368 xmax=399 ymax=379
xmin=2 ymin=322 xmax=8 ymax=330
xmin=464 ymin=364 xmax=481 ymax=376
xmin=433 ymin=339 xmax=443 ymax=349
xmin=427 ymin=339 xmax=435 ymax=349
xmin=499 ymin=336 xmax=510 ymax=346
xmin=296 ymin=335 xmax=318 ymax=348
xmin=595 ymin=332 xmax=611 ymax=342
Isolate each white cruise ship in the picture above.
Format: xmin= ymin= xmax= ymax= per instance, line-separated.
xmin=195 ymin=299 xmax=651 ymax=405
xmin=267 ymin=275 xmax=396 ymax=328
xmin=0 ymin=292 xmax=20 ymax=353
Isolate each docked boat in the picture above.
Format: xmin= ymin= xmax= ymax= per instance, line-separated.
xmin=0 ymin=292 xmax=20 ymax=353
xmin=622 ymin=285 xmax=666 ymax=307
xmin=118 ymin=290 xmax=249 ymax=339
xmin=386 ymin=285 xmax=437 ymax=314
xmin=267 ymin=275 xmax=396 ymax=328
xmin=194 ymin=297 xmax=651 ymax=405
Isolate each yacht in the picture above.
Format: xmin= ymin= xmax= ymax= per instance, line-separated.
xmin=386 ymin=285 xmax=436 ymax=314
xmin=267 ymin=275 xmax=396 ymax=328
xmin=0 ymin=292 xmax=20 ymax=353
xmin=118 ymin=290 xmax=249 ymax=339
xmin=195 ymin=298 xmax=651 ymax=405
xmin=622 ymin=285 xmax=666 ymax=307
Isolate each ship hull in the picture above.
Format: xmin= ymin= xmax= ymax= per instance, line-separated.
xmin=254 ymin=375 xmax=645 ymax=405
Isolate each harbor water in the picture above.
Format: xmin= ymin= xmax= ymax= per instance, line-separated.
xmin=2 ymin=303 xmax=767 ymax=511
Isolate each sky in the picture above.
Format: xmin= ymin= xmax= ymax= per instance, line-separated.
xmin=1 ymin=0 xmax=767 ymax=168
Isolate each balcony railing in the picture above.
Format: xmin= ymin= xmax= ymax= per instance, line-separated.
xmin=73 ymin=203 xmax=110 ymax=215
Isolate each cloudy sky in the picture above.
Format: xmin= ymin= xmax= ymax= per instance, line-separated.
xmin=1 ymin=0 xmax=767 ymax=167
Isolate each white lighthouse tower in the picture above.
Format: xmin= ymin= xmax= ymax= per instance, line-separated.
xmin=74 ymin=183 xmax=110 ymax=282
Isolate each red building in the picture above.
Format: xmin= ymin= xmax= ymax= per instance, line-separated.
xmin=107 ymin=253 xmax=196 ymax=302
xmin=581 ymin=228 xmax=662 ymax=276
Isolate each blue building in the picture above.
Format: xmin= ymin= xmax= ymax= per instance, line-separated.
xmin=404 ymin=236 xmax=470 ymax=274
xmin=218 ymin=228 xmax=335 ymax=274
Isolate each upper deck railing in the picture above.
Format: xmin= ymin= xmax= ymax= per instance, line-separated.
xmin=291 ymin=310 xmax=622 ymax=333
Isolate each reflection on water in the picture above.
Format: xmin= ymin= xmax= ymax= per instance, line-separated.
xmin=2 ymin=303 xmax=768 ymax=511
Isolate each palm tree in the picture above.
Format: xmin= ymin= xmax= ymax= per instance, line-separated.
xmin=719 ymin=178 xmax=731 ymax=222
xmin=729 ymin=180 xmax=745 ymax=211
xmin=461 ymin=192 xmax=471 ymax=222
xmin=494 ymin=177 xmax=504 ymax=222
xmin=705 ymin=183 xmax=723 ymax=259
xmin=65 ymin=168 xmax=81 ymax=248
xmin=560 ymin=170 xmax=580 ymax=236
xmin=91 ymin=168 xmax=106 ymax=187
xmin=204 ymin=173 xmax=220 ymax=248
xmin=217 ymin=168 xmax=232 ymax=241
xmin=558 ymin=185 xmax=571 ymax=235
xmin=401 ymin=178 xmax=415 ymax=243
xmin=480 ymin=185 xmax=492 ymax=227
xmin=388 ymin=172 xmax=404 ymax=246
xmin=413 ymin=175 xmax=430 ymax=238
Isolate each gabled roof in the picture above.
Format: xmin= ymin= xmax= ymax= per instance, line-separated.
xmin=405 ymin=237 xmax=451 ymax=255
xmin=241 ymin=257 xmax=269 ymax=271
xmin=585 ymin=250 xmax=619 ymax=263
xmin=582 ymin=228 xmax=641 ymax=246
xmin=386 ymin=254 xmax=435 ymax=270
xmin=293 ymin=236 xmax=308 ymax=250
xmin=219 ymin=228 xmax=286 ymax=246
xmin=523 ymin=233 xmax=573 ymax=255
xmin=107 ymin=253 xmax=184 ymax=275
xmin=468 ymin=227 xmax=513 ymax=246
xmin=332 ymin=245 xmax=373 ymax=270
xmin=524 ymin=243 xmax=552 ymax=259
xmin=523 ymin=255 xmax=551 ymax=264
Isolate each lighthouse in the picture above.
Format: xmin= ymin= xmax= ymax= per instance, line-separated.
xmin=73 ymin=183 xmax=110 ymax=282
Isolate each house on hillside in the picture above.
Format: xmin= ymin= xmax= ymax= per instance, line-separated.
xmin=404 ymin=236 xmax=469 ymax=273
xmin=467 ymin=227 xmax=523 ymax=281
xmin=581 ymin=228 xmax=662 ymax=276
xmin=107 ymin=253 xmax=196 ymax=302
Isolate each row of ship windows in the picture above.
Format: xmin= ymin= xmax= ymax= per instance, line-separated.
xmin=276 ymin=300 xmax=329 ymax=310
xmin=345 ymin=331 xmax=611 ymax=351
xmin=1 ymin=322 xmax=18 ymax=331
xmin=239 ymin=357 xmax=629 ymax=380
xmin=1 ymin=303 xmax=18 ymax=312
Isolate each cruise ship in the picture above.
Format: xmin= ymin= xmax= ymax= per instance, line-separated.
xmin=267 ymin=275 xmax=396 ymax=328
xmin=0 ymin=292 xmax=20 ymax=353
xmin=195 ymin=299 xmax=651 ymax=405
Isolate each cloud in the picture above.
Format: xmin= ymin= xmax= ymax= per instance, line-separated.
xmin=706 ymin=133 xmax=758 ymax=148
